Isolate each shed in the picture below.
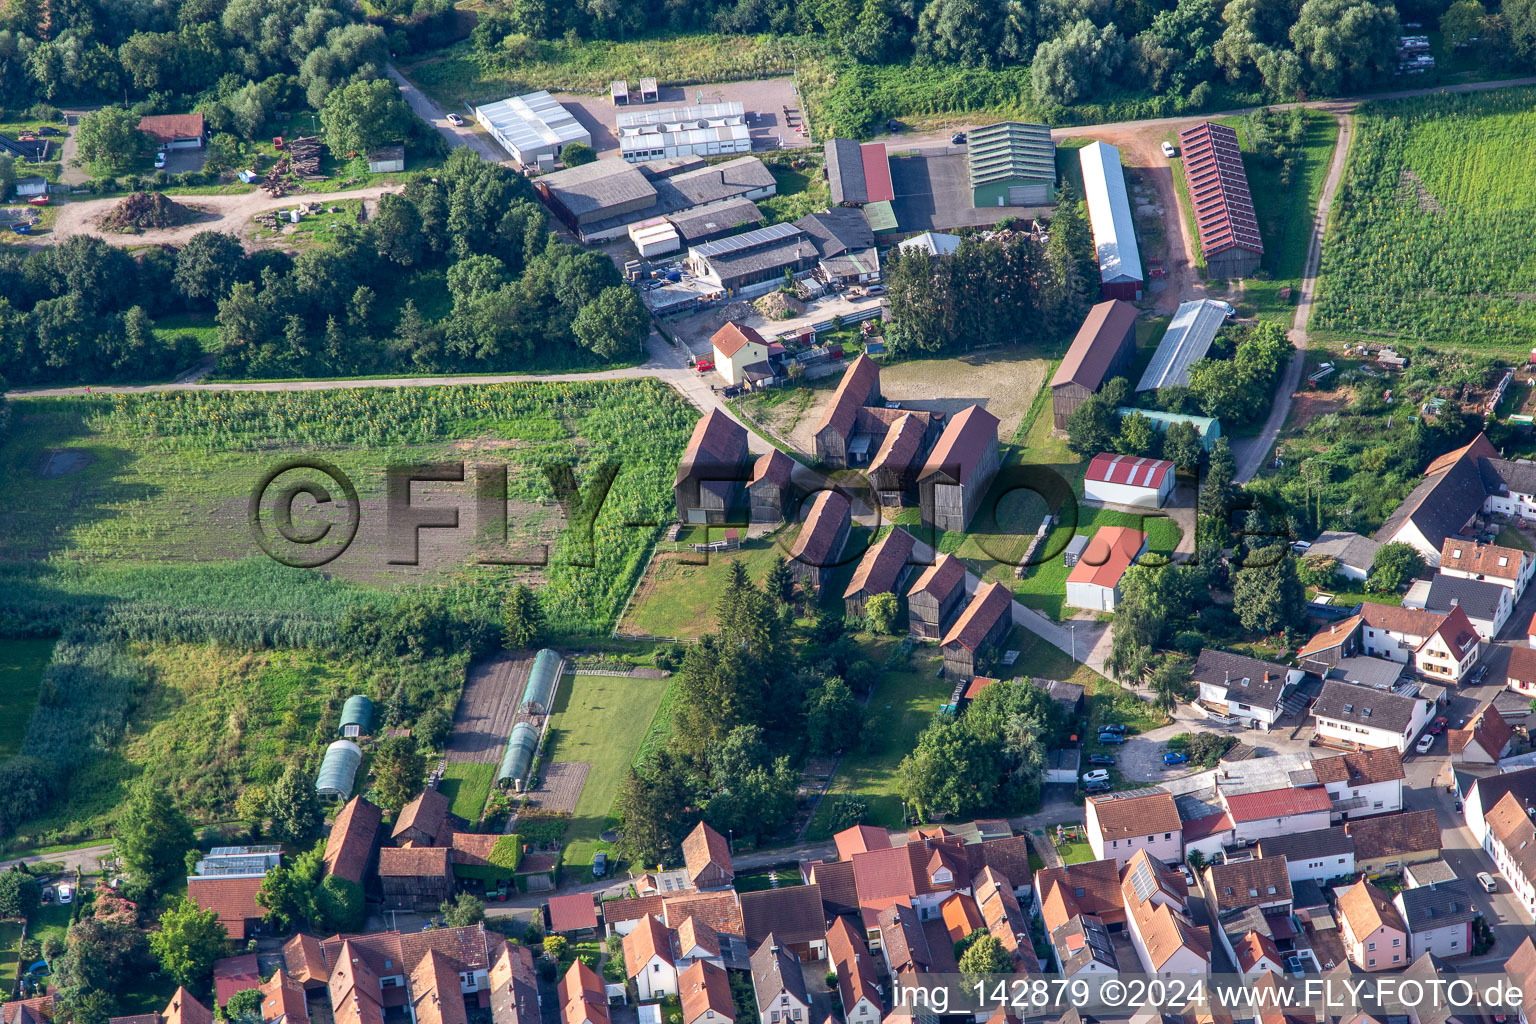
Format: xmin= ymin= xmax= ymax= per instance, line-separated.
xmin=366 ymin=143 xmax=404 ymax=174
xmin=497 ymin=722 xmax=540 ymax=791
xmin=629 ymin=217 xmax=682 ymax=257
xmin=338 ymin=695 xmax=374 ymax=738
xmin=1082 ymin=453 xmax=1175 ymax=509
xmin=521 ymin=649 xmax=564 ymax=714
xmin=940 ymin=582 xmax=1014 ymax=682
xmin=967 ymin=122 xmax=1056 ymax=208
xmin=1078 ymin=141 xmax=1144 ymax=300
xmin=611 ymin=80 xmax=630 ymax=105
xmin=908 ymin=553 xmax=967 ymax=641
xmin=1064 ymin=527 xmax=1147 ymax=612
xmin=1050 ymin=300 xmax=1139 ymax=429
xmin=14 ymin=176 xmax=48 ymax=198
xmin=315 ymin=740 xmax=362 ymax=800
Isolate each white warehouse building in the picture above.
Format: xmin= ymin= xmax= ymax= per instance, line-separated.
xmin=1082 ymin=452 xmax=1174 ymax=508
xmin=618 ymin=102 xmax=752 ymax=162
xmin=474 ymin=91 xmax=591 ymax=167
xmin=1078 ymin=141 xmax=1144 ymax=301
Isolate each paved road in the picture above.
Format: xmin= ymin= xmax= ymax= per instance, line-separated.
xmin=1233 ymin=112 xmax=1354 ymax=482
xmin=388 ymin=65 xmax=513 ymax=166
xmin=44 ymin=183 xmax=404 ymax=247
xmin=0 ymin=843 xmax=112 ymax=876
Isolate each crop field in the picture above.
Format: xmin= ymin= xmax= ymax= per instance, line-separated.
xmin=0 ymin=381 xmax=697 ymax=635
xmin=1313 ymin=88 xmax=1536 ymax=350
xmin=0 ymin=638 xmax=51 ymax=759
xmin=541 ymin=673 xmax=671 ymax=872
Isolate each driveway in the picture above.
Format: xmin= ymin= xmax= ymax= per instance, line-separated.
xmin=388 ymin=65 xmax=515 ymax=166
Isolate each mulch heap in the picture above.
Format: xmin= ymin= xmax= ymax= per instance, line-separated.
xmin=98 ymin=191 xmax=201 ymax=232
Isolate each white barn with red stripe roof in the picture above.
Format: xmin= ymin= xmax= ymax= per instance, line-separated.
xmin=1082 ymin=453 xmax=1174 ymax=508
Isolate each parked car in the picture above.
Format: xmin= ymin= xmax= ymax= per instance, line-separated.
xmin=41 ymin=887 xmax=54 ymax=904
xmin=1081 ymin=769 xmax=1111 ymax=785
xmin=1099 ymin=723 xmax=1127 ymax=735
xmin=865 ymin=284 xmax=886 ymax=296
xmin=154 ymin=150 xmax=167 ymax=169
xmin=1285 ymin=955 xmax=1306 ymax=977
xmin=950 ymin=131 xmax=966 ymax=145
xmin=38 ymin=126 xmax=61 ymax=136
xmin=447 ymin=113 xmax=466 ymax=126
xmin=1088 ymin=754 xmax=1116 ymax=766
xmin=1181 ymin=865 xmax=1195 ymax=886
xmin=1097 ymin=732 xmax=1125 ymax=745
xmin=592 ymin=852 xmax=608 ymax=878
xmin=1430 ymin=716 xmax=1448 ymax=735
xmin=1161 ymin=141 xmax=1177 ymax=158
xmin=1470 ymin=664 xmax=1489 ymax=685
xmin=1416 ymin=733 xmax=1435 ymax=754
xmin=1084 ymin=780 xmax=1111 ymax=794
xmin=1162 ymin=751 xmax=1188 ymax=766
xmin=1478 ymin=871 xmax=1497 ymax=893
xmin=694 ymin=358 xmax=715 ymax=373
xmin=56 ymin=885 xmax=73 ymax=904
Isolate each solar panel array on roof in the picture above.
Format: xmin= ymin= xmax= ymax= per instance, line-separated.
xmin=693 ymin=221 xmax=801 ymax=258
xmin=1136 ymin=299 xmax=1231 ymax=391
xmin=1177 ymin=122 xmax=1264 ymax=258
xmin=1129 ymin=858 xmax=1158 ymax=903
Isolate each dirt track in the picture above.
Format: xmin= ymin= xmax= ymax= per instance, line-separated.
xmin=45 ymin=183 xmax=405 ymax=247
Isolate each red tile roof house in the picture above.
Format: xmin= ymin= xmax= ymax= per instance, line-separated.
xmin=741 ymin=883 xmax=828 ymax=962
xmin=212 ymin=953 xmax=261 ymax=1008
xmin=918 ymin=405 xmax=1000 ymax=533
xmin=1219 ymin=784 xmax=1333 ymax=845
xmin=906 ymin=552 xmax=967 ymax=641
xmin=813 ymin=355 xmax=882 ymax=468
xmin=1085 ymin=788 xmax=1181 ymax=867
xmin=624 ymin=915 xmax=679 ymax=1000
xmin=138 ymin=113 xmax=206 ymax=150
xmin=1448 ymin=702 xmax=1515 ymax=764
xmin=259 ymin=969 xmax=310 ymax=1024
xmin=186 ymin=846 xmax=281 ymax=941
xmin=843 ymin=527 xmax=916 ymax=619
xmin=940 ymin=582 xmax=1013 ymax=683
xmin=683 ymin=821 xmax=736 ymax=890
xmin=711 ymin=322 xmax=772 ymax=387
xmin=825 ymin=917 xmax=883 ymax=1024
xmin=674 ymin=408 xmax=750 ymax=526
xmin=787 ymin=490 xmax=852 ymax=599
xmin=679 ymin=960 xmax=735 ymax=1024
xmin=548 ymin=892 xmax=601 ymax=935
xmin=1064 ymin=526 xmax=1147 ymax=613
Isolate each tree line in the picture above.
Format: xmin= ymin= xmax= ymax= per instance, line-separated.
xmin=0 ymin=149 xmax=650 ymax=384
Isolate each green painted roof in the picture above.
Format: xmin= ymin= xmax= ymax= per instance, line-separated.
xmin=863 ymin=200 xmax=899 ymax=233
xmin=967 ymin=122 xmax=1056 ymax=188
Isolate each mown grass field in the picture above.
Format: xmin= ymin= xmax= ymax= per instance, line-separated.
xmin=542 ymin=673 xmax=671 ymax=873
xmin=439 ymin=762 xmax=496 ymax=822
xmin=1313 ymin=87 xmax=1536 ymax=352
xmin=619 ymin=537 xmax=788 ymax=639
xmin=0 ymin=638 xmax=51 ymax=759
xmin=0 ymin=919 xmax=21 ymax=992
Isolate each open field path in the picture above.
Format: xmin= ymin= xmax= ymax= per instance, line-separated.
xmin=44 ymin=183 xmax=404 ymax=247
xmin=1233 ymin=111 xmax=1354 ymax=482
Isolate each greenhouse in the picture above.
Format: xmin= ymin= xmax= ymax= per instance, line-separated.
xmin=496 ymin=722 xmax=539 ymax=791
xmin=520 ymin=649 xmax=564 ymax=715
xmin=338 ymin=694 xmax=374 ymax=738
xmin=316 ymin=739 xmax=363 ymax=799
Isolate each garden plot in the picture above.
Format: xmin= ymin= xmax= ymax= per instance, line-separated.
xmin=446 ymin=651 xmax=536 ymax=764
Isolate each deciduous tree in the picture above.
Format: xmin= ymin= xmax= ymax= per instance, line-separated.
xmin=150 ymin=897 xmax=228 ymax=987
xmin=76 ymin=106 xmax=145 ymax=173
xmin=370 ymin=735 xmax=425 ymax=812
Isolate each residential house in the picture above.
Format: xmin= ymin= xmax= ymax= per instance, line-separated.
xmin=1201 ymin=858 xmax=1293 ymax=984
xmin=280 ymin=934 xmax=330 ymax=991
xmin=813 ymin=355 xmax=881 ymax=467
xmin=1179 ymin=809 xmax=1236 ymax=862
xmin=378 ymin=846 xmax=455 ymax=910
xmin=741 ymin=884 xmax=828 ymax=962
xmin=874 ymin=903 xmax=934 ymax=976
xmin=1307 ymin=531 xmax=1381 ymax=582
xmin=674 ymin=408 xmax=750 ymax=525
xmin=851 ymin=834 xmax=971 ymax=923
xmin=1232 ymin=933 xmax=1286 ymax=983
xmin=393 ymin=789 xmax=453 ymax=846
xmin=1393 ymin=881 xmax=1475 ymax=960
xmin=1422 ymin=573 xmax=1511 ymax=641
xmin=625 ymin=916 xmax=679 ymax=1000
xmin=788 ymin=490 xmax=851 ymax=599
xmin=1050 ymin=300 xmax=1139 ymax=429
xmin=833 ymin=825 xmax=891 ymax=861
xmin=1459 ymin=764 xmax=1536 ymax=845
xmin=1439 ymin=537 xmax=1532 ymax=600
xmin=940 ymin=892 xmax=984 ymax=945
xmin=490 ymin=945 xmax=541 ymax=1024
xmin=409 ymin=950 xmax=469 ymax=1024
xmin=711 ymin=323 xmax=772 ymax=387
xmin=1034 ymin=859 xmax=1125 ymax=978
xmin=907 ymin=553 xmax=967 ymax=641
xmin=138 ymin=113 xmax=206 ymax=149
xmin=559 ymin=960 xmax=610 ymax=1024
xmin=679 ymin=961 xmax=734 ymax=1024
xmin=1254 ymin=828 xmax=1356 ymax=884
xmin=749 ymin=937 xmax=811 ymax=1024
xmin=1309 ymin=680 xmax=1435 ymax=754
xmin=844 ymin=527 xmax=916 ymax=619
xmin=1120 ymin=850 xmax=1210 ymax=978
xmin=683 ymin=822 xmax=735 ymax=891
xmin=1346 ymin=809 xmax=1442 ymax=875
xmin=213 ymin=954 xmax=260 ymax=1008
xmin=187 ymin=846 xmax=281 ymax=942
xmin=1509 ymin=642 xmax=1536 ymax=699
xmin=1220 ymin=786 xmax=1333 ymax=844
xmin=1297 ymin=605 xmax=1481 ymax=684
xmin=940 ymin=582 xmax=1013 ymax=682
xmin=1191 ymin=649 xmax=1303 ymax=731
xmin=1064 ymin=527 xmax=1147 ymax=612
xmin=322 ymin=796 xmax=381 ymax=886
xmin=328 ymin=940 xmax=386 ymax=1024
xmin=748 ymin=450 xmax=795 ymax=524
xmin=1374 ymin=434 xmax=1499 ymax=564
xmin=1086 ymin=788 xmax=1182 ymax=867
xmin=1309 ymin=748 xmax=1406 ymax=822
xmin=161 ymin=991 xmax=213 ymax=1024
xmin=548 ymin=893 xmax=601 ymax=936
xmin=1448 ymin=703 xmax=1515 ymax=764
xmin=918 ymin=406 xmax=1000 ymax=533
xmin=825 ymin=918 xmax=882 ymax=1024
xmin=1505 ymin=938 xmax=1536 ymax=1024
xmin=973 ymin=865 xmax=1040 ymax=972
xmin=1484 ymin=791 xmax=1536 ymax=917
xmin=1337 ymin=880 xmax=1409 ymax=972
xmin=260 ymin=970 xmax=309 ymax=1024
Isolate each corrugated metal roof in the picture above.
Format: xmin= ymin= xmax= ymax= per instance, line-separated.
xmin=967 ymin=122 xmax=1055 ymax=188
xmin=1136 ymin=299 xmax=1230 ymax=391
xmin=1085 ymin=453 xmax=1173 ymax=490
xmin=474 ymin=91 xmax=589 ymax=155
xmin=1079 ymin=141 xmax=1144 ymax=286
xmin=1177 ymin=122 xmax=1264 ymax=259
